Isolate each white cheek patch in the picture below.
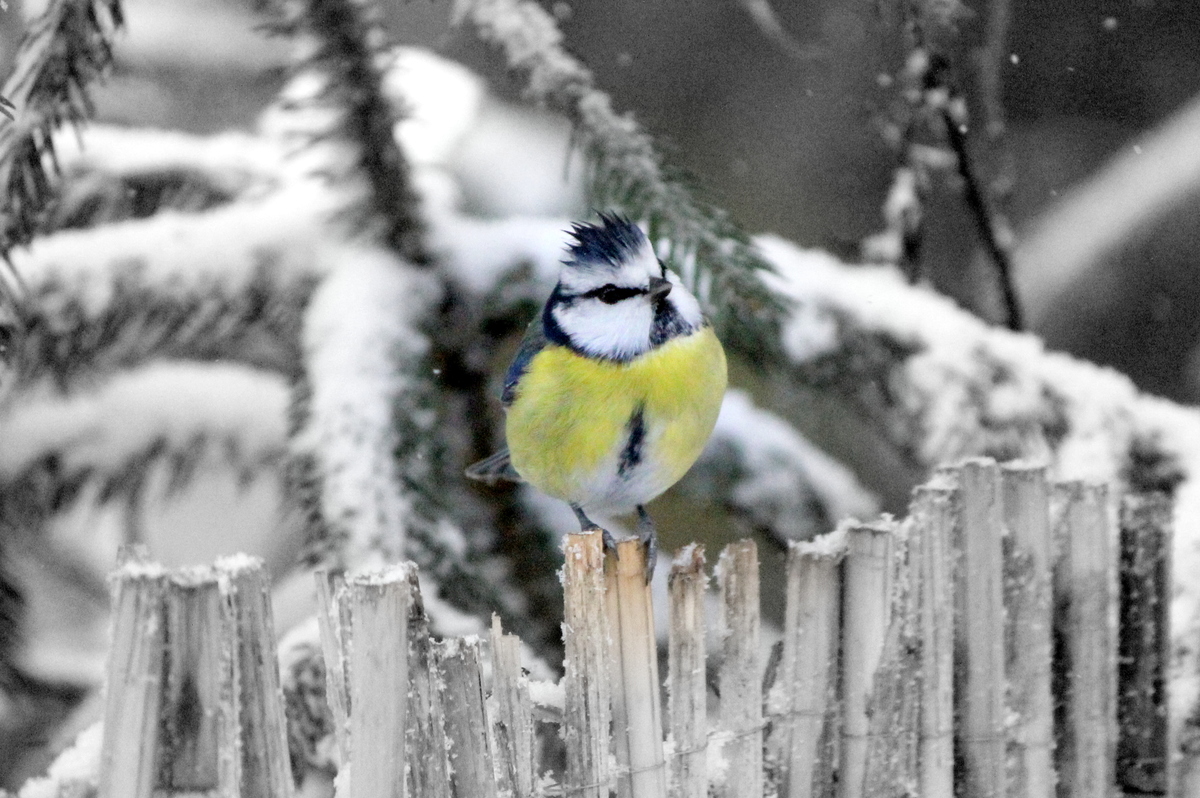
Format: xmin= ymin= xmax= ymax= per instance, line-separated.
xmin=552 ymin=298 xmax=654 ymax=359
xmin=664 ymin=270 xmax=704 ymax=328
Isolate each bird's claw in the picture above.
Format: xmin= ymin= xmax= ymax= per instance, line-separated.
xmin=636 ymin=506 xmax=657 ymax=584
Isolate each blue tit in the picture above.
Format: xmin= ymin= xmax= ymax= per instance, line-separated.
xmin=467 ymin=213 xmax=728 ymax=577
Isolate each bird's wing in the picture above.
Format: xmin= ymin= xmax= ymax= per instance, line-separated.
xmin=465 ymin=317 xmax=547 ymax=485
xmin=501 ymin=316 xmax=548 ymax=407
xmin=465 ymin=447 xmax=523 ymax=485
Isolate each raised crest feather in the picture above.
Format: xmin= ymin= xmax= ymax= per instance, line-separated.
xmin=566 ymin=213 xmax=647 ymax=266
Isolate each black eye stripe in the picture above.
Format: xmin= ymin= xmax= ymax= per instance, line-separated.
xmin=584 ymin=284 xmax=646 ymax=304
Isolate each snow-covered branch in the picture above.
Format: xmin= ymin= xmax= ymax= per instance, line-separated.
xmin=0 ymin=361 xmax=289 ymax=487
xmin=289 ymin=246 xmax=441 ymax=564
xmin=11 ymin=189 xmax=339 ymax=384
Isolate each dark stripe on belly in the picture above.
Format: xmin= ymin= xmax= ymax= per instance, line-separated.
xmin=618 ymin=404 xmax=646 ymax=478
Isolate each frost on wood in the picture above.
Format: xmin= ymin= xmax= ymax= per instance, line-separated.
xmin=290 ymin=247 xmax=441 ymax=563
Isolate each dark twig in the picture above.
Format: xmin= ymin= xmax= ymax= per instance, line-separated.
xmin=262 ymin=0 xmax=429 ymax=265
xmin=941 ymin=106 xmax=1022 ymax=331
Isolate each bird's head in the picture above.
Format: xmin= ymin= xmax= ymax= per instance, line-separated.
xmin=544 ymin=214 xmax=704 ymax=361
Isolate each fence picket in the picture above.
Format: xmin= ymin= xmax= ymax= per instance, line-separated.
xmin=667 ymin=544 xmax=708 ymax=798
xmin=606 ymin=539 xmax=668 ymax=798
xmin=911 ymin=486 xmax=955 ymax=798
xmin=768 ymin=535 xmax=842 ymax=798
xmin=344 ymin=567 xmax=415 ymax=798
xmin=490 ymin=615 xmax=538 ymax=798
xmin=717 ymin=539 xmax=763 ymax=798
xmin=405 ymin=570 xmax=452 ymax=798
xmin=1053 ymin=482 xmax=1116 ymax=798
xmin=1117 ymin=493 xmax=1172 ymax=795
xmin=99 ymin=563 xmax=168 ymax=798
xmin=78 ymin=459 xmax=1182 ymax=798
xmin=954 ymin=459 xmax=1008 ymax=798
xmin=839 ymin=521 xmax=894 ymax=798
xmin=562 ymin=530 xmax=613 ymax=798
xmin=436 ymin=637 xmax=498 ymax=798
xmin=1001 ymin=463 xmax=1055 ymax=798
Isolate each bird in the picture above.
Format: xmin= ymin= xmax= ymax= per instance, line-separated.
xmin=466 ymin=213 xmax=728 ymax=579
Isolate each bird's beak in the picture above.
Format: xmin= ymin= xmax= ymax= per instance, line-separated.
xmin=649 ymin=276 xmax=672 ymax=301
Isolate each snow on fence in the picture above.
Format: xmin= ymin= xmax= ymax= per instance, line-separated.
xmin=69 ymin=457 xmax=1180 ymax=798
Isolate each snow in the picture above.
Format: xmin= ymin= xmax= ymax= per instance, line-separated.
xmin=52 ymin=123 xmax=284 ymax=195
xmin=790 ymin=522 xmax=851 ymax=559
xmin=381 ymin=48 xmax=486 ymax=167
xmin=17 ymin=721 xmax=102 ymax=798
xmin=527 ymin=678 xmax=565 ymax=712
xmin=291 ymin=247 xmax=442 ymax=561
xmin=0 ymin=361 xmax=290 ymax=477
xmin=13 ymin=187 xmax=340 ymax=320
xmin=428 ymin=212 xmax=572 ymax=295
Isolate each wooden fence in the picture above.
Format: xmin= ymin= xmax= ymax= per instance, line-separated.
xmin=87 ymin=457 xmax=1183 ymax=798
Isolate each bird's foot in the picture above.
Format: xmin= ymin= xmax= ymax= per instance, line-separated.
xmin=636 ymin=505 xmax=657 ymax=584
xmin=572 ymin=504 xmax=617 ymax=553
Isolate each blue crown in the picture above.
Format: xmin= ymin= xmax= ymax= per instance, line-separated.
xmin=566 ymin=213 xmax=646 ymax=266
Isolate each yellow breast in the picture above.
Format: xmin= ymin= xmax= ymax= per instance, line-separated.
xmin=505 ymin=326 xmax=727 ymax=509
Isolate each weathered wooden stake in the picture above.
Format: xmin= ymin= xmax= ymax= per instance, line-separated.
xmin=404 ymin=569 xmax=451 ymax=798
xmin=489 ymin=615 xmax=538 ymax=798
xmin=99 ymin=562 xmax=168 ymax=798
xmin=1117 ymin=493 xmax=1172 ymax=796
xmin=1001 ymin=464 xmax=1055 ymax=798
xmin=954 ymin=459 xmax=1007 ymax=798
xmin=1053 ymin=481 xmax=1116 ymax=798
xmin=562 ymin=530 xmax=612 ymax=798
xmin=718 ymin=539 xmax=762 ymax=798
xmin=315 ymin=568 xmax=352 ymax=765
xmin=768 ymin=534 xmax=842 ymax=798
xmin=667 ymin=544 xmax=708 ymax=798
xmin=218 ymin=555 xmax=295 ymax=798
xmin=436 ymin=636 xmax=498 ymax=798
xmin=344 ymin=566 xmax=415 ymax=798
xmin=606 ymin=538 xmax=667 ymax=798
xmin=910 ymin=486 xmax=955 ymax=798
xmin=839 ymin=521 xmax=892 ymax=798
xmin=101 ymin=556 xmax=293 ymax=798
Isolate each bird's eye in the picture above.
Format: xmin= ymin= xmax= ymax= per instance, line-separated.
xmin=589 ymin=285 xmax=644 ymax=304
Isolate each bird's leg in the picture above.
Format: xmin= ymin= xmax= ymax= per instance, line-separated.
xmin=572 ymin=504 xmax=616 ymax=552
xmin=636 ymin=505 xmax=657 ymax=583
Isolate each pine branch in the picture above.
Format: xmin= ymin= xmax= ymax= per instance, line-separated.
xmin=260 ymin=0 xmax=429 ymax=264
xmin=11 ymin=191 xmax=336 ymax=386
xmin=454 ymin=0 xmax=790 ymax=360
xmin=0 ymin=0 xmax=124 ymax=255
xmin=0 ymin=362 xmax=291 ymax=531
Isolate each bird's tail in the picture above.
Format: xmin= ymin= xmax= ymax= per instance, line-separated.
xmin=464 ymin=448 xmax=523 ymax=486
